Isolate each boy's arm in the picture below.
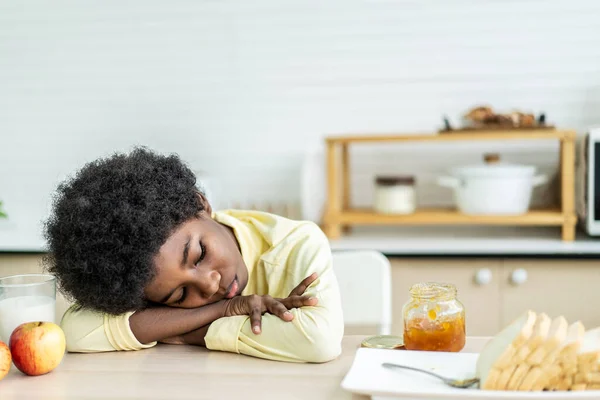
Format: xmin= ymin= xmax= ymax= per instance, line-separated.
xmin=156 ymin=275 xmax=319 ymax=346
xmin=61 ymin=290 xmax=316 ymax=353
xmin=203 ymin=223 xmax=344 ymax=363
xmin=61 ymin=300 xmax=230 ymax=353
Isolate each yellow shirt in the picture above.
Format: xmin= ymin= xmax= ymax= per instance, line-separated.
xmin=60 ymin=210 xmax=344 ymax=363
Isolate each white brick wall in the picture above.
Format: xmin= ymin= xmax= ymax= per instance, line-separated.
xmin=1 ymin=0 xmax=599 ymax=247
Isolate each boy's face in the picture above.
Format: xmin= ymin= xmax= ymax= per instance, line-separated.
xmin=144 ymin=209 xmax=249 ymax=309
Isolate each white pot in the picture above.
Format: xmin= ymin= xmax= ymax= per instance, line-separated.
xmin=437 ymin=157 xmax=548 ymax=215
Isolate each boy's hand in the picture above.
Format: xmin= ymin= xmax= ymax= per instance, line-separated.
xmin=223 ymin=273 xmax=319 ymax=334
xmin=276 ymin=272 xmax=319 ymax=309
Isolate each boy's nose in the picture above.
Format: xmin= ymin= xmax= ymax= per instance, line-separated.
xmin=196 ymin=269 xmax=221 ymax=298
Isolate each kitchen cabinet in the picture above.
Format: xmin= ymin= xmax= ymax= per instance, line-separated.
xmin=390 ymin=258 xmax=502 ymax=336
xmin=389 ymin=258 xmax=600 ymax=337
xmin=501 ymin=259 xmax=600 ymax=329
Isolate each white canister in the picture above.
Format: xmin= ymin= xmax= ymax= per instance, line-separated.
xmin=374 ymin=176 xmax=416 ymax=214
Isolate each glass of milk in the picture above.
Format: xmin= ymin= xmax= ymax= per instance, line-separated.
xmin=0 ymin=274 xmax=56 ymax=342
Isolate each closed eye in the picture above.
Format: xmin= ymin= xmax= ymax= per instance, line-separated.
xmin=174 ymin=242 xmax=206 ymax=305
xmin=174 ymin=287 xmax=187 ymax=305
xmin=174 ymin=242 xmax=207 ymax=305
xmin=196 ymin=241 xmax=207 ymax=265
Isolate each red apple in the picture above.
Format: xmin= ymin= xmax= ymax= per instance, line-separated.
xmin=0 ymin=341 xmax=10 ymax=380
xmin=9 ymin=321 xmax=66 ymax=376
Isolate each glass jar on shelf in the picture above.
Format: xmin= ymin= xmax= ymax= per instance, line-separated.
xmin=373 ymin=175 xmax=416 ymax=214
xmin=402 ymin=282 xmax=466 ymax=352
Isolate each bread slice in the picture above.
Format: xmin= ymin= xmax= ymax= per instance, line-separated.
xmin=515 ymin=313 xmax=551 ymax=362
xmin=558 ymin=375 xmax=573 ymax=391
xmin=579 ymin=361 xmax=600 ymax=375
xmin=575 ymin=371 xmax=600 ymax=384
xmin=563 ymin=364 xmax=579 ymax=376
xmin=544 ymin=321 xmax=586 ymax=391
xmin=506 ymin=363 xmax=530 ymax=390
xmin=521 ymin=316 xmax=568 ymax=391
xmin=553 ymin=368 xmax=580 ymax=391
xmin=588 ymin=383 xmax=600 ymax=390
xmin=559 ymin=321 xmax=585 ymax=363
xmin=519 ymin=366 xmax=543 ymax=391
xmin=572 ymin=326 xmax=600 ymax=391
xmin=578 ymin=327 xmax=600 ymax=361
xmin=574 ymin=372 xmax=586 ymax=384
xmin=526 ymin=316 xmax=568 ymax=365
xmin=476 ymin=310 xmax=536 ymax=390
xmin=505 ymin=313 xmax=552 ymax=390
xmin=495 ymin=312 xmax=537 ymax=369
xmin=496 ymin=365 xmax=517 ymax=390
xmin=482 ymin=368 xmax=502 ymax=390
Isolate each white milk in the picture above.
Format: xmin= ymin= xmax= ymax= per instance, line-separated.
xmin=0 ymin=296 xmax=56 ymax=342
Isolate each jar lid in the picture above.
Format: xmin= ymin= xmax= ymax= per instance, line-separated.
xmin=361 ymin=335 xmax=405 ymax=350
xmin=375 ymin=176 xmax=415 ymax=186
xmin=409 ymin=282 xmax=457 ymax=300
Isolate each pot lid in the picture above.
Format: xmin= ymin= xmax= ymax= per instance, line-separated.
xmin=451 ymin=153 xmax=536 ymax=178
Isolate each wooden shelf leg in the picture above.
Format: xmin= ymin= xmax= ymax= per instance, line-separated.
xmin=341 ymin=143 xmax=352 ymax=234
xmin=562 ymin=220 xmax=576 ymax=241
xmin=561 ymin=133 xmax=576 ymax=241
xmin=323 ymin=141 xmax=342 ymax=239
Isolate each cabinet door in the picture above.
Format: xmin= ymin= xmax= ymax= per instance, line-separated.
xmin=501 ymin=260 xmax=600 ymax=329
xmin=390 ymin=258 xmax=502 ymax=336
xmin=0 ymin=254 xmax=72 ymax=321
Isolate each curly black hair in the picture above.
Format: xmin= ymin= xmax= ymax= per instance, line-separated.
xmin=43 ymin=147 xmax=204 ymax=315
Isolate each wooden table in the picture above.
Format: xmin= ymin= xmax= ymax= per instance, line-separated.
xmin=2 ymin=336 xmax=489 ymax=399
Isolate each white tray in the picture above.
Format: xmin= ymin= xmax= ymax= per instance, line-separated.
xmin=341 ymin=348 xmax=600 ymax=399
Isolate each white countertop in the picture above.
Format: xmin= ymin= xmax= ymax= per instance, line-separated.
xmin=329 ymin=226 xmax=600 ymax=256
xmin=1 ymin=219 xmax=599 ymax=256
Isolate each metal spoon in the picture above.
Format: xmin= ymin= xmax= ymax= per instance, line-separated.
xmin=382 ymin=362 xmax=480 ymax=389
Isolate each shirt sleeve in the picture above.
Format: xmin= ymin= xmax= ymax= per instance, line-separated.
xmin=204 ymin=223 xmax=344 ymax=363
xmin=60 ymin=305 xmax=157 ymax=353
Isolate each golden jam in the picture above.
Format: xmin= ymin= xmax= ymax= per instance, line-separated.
xmin=402 ymin=282 xmax=466 ymax=352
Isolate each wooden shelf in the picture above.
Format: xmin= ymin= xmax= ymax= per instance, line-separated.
xmin=337 ymin=208 xmax=566 ymax=226
xmin=325 ymin=130 xmax=575 ymax=144
xmin=322 ymin=129 xmax=577 ymax=241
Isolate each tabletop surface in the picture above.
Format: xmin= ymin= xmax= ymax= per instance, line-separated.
xmin=1 ymin=335 xmax=490 ymax=400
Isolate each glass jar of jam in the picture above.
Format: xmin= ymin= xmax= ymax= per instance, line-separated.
xmin=402 ymin=282 xmax=466 ymax=352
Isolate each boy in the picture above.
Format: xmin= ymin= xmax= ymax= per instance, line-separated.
xmin=44 ymin=147 xmax=343 ymax=363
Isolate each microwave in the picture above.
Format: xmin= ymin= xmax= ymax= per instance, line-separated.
xmin=576 ymin=128 xmax=600 ymax=236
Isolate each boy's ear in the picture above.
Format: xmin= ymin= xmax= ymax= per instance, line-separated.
xmin=197 ymin=192 xmax=212 ymax=215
